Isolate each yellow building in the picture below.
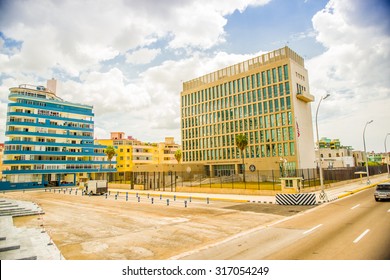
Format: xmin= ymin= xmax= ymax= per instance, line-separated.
xmin=97 ymin=133 xmax=181 ymax=181
xmin=181 ymin=46 xmax=316 ymax=177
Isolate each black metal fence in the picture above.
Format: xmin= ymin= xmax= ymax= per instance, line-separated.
xmin=109 ymin=165 xmax=388 ymax=192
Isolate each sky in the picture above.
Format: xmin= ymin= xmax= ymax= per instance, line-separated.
xmin=0 ymin=0 xmax=389 ymax=152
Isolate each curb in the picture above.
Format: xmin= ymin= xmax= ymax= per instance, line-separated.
xmin=337 ymin=179 xmax=390 ymax=199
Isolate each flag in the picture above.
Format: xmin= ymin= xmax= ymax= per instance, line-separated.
xmin=296 ymin=121 xmax=300 ymax=137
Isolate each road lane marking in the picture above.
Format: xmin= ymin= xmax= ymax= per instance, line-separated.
xmin=353 ymin=229 xmax=370 ymax=244
xmin=351 ymin=204 xmax=360 ymax=210
xmin=388 ymin=209 xmax=390 ymax=213
xmin=303 ymin=224 xmax=323 ymax=235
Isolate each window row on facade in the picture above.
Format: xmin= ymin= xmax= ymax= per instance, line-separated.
xmin=183 ymin=111 xmax=295 ymax=139
xmin=183 ymin=141 xmax=296 ymax=162
xmin=182 ymin=96 xmax=293 ymax=130
xmin=182 ymin=65 xmax=289 ymax=107
xmin=182 ymin=82 xmax=291 ymax=117
xmin=183 ymin=126 xmax=296 ymax=150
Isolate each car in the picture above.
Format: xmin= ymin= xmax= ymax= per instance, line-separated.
xmin=374 ymin=183 xmax=390 ymax=201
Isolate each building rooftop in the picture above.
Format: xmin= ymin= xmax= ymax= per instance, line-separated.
xmin=182 ymin=46 xmax=304 ymax=91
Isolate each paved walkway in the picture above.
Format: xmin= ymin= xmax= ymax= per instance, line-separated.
xmin=0 ymin=199 xmax=63 ymax=260
xmin=109 ymin=173 xmax=390 ymax=205
xmin=0 ymin=173 xmax=388 ymax=260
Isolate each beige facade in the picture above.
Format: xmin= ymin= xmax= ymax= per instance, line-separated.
xmin=181 ymin=46 xmax=316 ymax=176
xmin=317 ymin=147 xmax=355 ymax=168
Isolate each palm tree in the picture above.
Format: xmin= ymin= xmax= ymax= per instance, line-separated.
xmin=104 ymin=145 xmax=116 ymax=169
xmin=235 ymin=134 xmax=248 ymax=183
xmin=174 ymin=149 xmax=182 ymax=164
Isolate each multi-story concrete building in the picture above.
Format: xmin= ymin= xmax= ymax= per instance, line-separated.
xmin=98 ymin=133 xmax=181 ymax=178
xmin=0 ymin=143 xmax=4 ymax=178
xmin=181 ymin=46 xmax=316 ymax=176
xmin=2 ymin=79 xmax=116 ymax=188
xmin=317 ymin=137 xmax=355 ymax=168
xmin=157 ymin=137 xmax=181 ymax=164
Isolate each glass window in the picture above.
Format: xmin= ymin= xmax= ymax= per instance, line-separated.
xmin=273 ymin=85 xmax=278 ymax=97
xmin=267 ymin=70 xmax=271 ymax=85
xmin=290 ymin=142 xmax=295 ymax=155
xmin=279 ymin=83 xmax=284 ymax=96
xmin=256 ymin=73 xmax=261 ymax=87
xmin=278 ymin=66 xmax=283 ymax=82
xmin=272 ymin=68 xmax=277 ymax=83
xmin=274 ymin=99 xmax=279 ymax=112
xmin=283 ymin=64 xmax=289 ymax=80
xmin=269 ymin=100 xmax=273 ymax=113
xmin=286 ymin=96 xmax=291 ymax=110
xmin=268 ymin=86 xmax=273 ymax=99
xmin=280 ymin=98 xmax=285 ymax=110
xmin=285 ymin=82 xmax=290 ymax=94
xmin=261 ymin=71 xmax=266 ymax=85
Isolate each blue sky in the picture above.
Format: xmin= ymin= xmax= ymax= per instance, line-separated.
xmin=0 ymin=0 xmax=389 ymax=152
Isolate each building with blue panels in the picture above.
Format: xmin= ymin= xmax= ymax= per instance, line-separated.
xmin=1 ymin=79 xmax=116 ymax=189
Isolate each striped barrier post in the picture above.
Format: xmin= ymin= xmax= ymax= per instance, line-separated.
xmin=167 ymin=199 xmax=169 ymax=206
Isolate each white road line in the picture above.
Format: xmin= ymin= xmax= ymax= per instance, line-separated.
xmin=353 ymin=229 xmax=370 ymax=244
xmin=303 ymin=224 xmax=323 ymax=235
xmin=351 ymin=204 xmax=360 ymax=210
xmin=388 ymin=209 xmax=390 ymax=213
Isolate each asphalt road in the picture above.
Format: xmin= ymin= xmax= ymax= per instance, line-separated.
xmin=177 ymin=187 xmax=390 ymax=260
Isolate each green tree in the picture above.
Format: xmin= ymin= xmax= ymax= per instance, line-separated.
xmin=174 ymin=149 xmax=182 ymax=164
xmin=235 ymin=134 xmax=248 ymax=183
xmin=104 ymin=145 xmax=116 ymax=168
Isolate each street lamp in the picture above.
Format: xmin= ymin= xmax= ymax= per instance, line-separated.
xmin=385 ymin=133 xmax=390 ymax=178
xmin=363 ymin=120 xmax=373 ymax=184
xmin=315 ymin=93 xmax=330 ymax=201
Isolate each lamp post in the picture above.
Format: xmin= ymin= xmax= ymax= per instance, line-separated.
xmin=315 ymin=93 xmax=330 ymax=200
xmin=363 ymin=120 xmax=373 ymax=184
xmin=385 ymin=133 xmax=390 ymax=178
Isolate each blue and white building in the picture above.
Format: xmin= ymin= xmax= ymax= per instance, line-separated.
xmin=1 ymin=79 xmax=116 ymax=189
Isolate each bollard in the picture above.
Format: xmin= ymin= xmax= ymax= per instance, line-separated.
xmin=105 ymin=193 xmax=108 ymax=199
xmin=117 ymin=191 xmax=119 ymax=197
xmin=88 ymin=192 xmax=91 ymax=197
xmin=138 ymin=197 xmax=140 ymax=203
xmin=75 ymin=190 xmax=78 ymax=195
xmin=160 ymin=194 xmax=162 ymax=200
xmin=207 ymin=197 xmax=209 ymax=204
xmin=115 ymin=194 xmax=117 ymax=200
xmin=167 ymin=199 xmax=169 ymax=206
xmin=189 ymin=196 xmax=192 ymax=203
xmin=174 ymin=195 xmax=176 ymax=201
xmin=82 ymin=190 xmax=84 ymax=196
xmin=126 ymin=195 xmax=128 ymax=201
xmin=136 ymin=193 xmax=138 ymax=198
xmin=64 ymin=190 xmax=66 ymax=194
xmin=184 ymin=201 xmax=187 ymax=208
xmin=151 ymin=198 xmax=154 ymax=204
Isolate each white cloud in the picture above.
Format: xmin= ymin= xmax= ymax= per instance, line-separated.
xmin=125 ymin=48 xmax=161 ymax=65
xmin=0 ymin=0 xmax=270 ymax=78
xmin=307 ymin=0 xmax=390 ymax=151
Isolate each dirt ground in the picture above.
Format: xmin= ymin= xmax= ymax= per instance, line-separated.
xmin=1 ymin=190 xmax=309 ymax=260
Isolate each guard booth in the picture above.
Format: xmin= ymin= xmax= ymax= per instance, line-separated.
xmin=280 ymin=177 xmax=303 ymax=193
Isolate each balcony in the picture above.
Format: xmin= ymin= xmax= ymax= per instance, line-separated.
xmin=296 ymin=91 xmax=315 ymax=102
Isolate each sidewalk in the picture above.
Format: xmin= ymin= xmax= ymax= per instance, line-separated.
xmin=109 ymin=173 xmax=390 ymax=205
